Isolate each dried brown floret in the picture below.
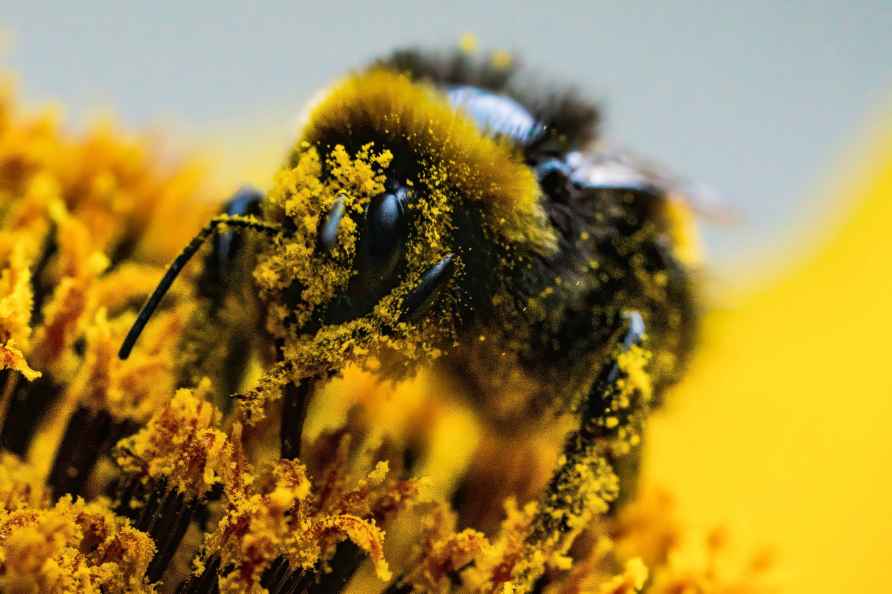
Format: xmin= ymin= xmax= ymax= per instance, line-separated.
xmin=0 ymin=453 xmax=49 ymax=513
xmin=0 ymin=242 xmax=38 ymax=380
xmin=201 ymin=443 xmax=422 ymax=593
xmin=66 ymin=305 xmax=186 ymax=424
xmin=28 ymin=230 xmax=108 ymax=378
xmin=0 ymin=79 xmax=209 ymax=264
xmin=398 ymin=504 xmax=490 ymax=593
xmin=0 ymin=495 xmax=155 ymax=593
xmin=461 ymin=497 xmax=540 ymax=592
xmin=115 ymin=385 xmax=231 ymax=496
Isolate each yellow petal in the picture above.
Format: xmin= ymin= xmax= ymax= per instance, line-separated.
xmin=646 ymin=117 xmax=892 ymax=594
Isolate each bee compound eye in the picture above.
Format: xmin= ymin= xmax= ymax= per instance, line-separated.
xmin=364 ymin=191 xmax=406 ymax=283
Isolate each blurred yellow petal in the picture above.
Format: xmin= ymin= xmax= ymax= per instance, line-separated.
xmin=645 ymin=116 xmax=892 ymax=594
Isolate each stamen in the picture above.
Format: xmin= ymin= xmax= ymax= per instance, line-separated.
xmin=118 ymin=478 xmax=197 ymax=583
xmin=47 ymin=405 xmax=136 ymax=498
xmin=0 ymin=374 xmax=62 ymax=456
xmin=281 ymin=378 xmax=316 ymax=460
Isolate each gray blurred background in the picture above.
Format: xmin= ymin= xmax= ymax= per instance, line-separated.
xmin=4 ymin=1 xmax=891 ymax=279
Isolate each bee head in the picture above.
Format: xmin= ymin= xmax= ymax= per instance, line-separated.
xmin=254 ymin=69 xmax=559 ymax=377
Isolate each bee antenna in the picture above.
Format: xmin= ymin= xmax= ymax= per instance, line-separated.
xmin=118 ymin=214 xmax=280 ymax=360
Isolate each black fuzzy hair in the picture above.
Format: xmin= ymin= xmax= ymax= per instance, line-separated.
xmin=374 ymin=48 xmax=601 ymax=155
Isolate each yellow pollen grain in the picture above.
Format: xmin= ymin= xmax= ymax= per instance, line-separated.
xmin=491 ymin=49 xmax=513 ymax=69
xmin=459 ymin=33 xmax=479 ymax=54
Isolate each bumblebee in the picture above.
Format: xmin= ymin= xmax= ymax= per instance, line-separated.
xmin=120 ymin=47 xmax=699 ymax=590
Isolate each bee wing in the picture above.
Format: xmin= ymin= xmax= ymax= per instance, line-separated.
xmin=566 ymin=150 xmax=739 ymax=225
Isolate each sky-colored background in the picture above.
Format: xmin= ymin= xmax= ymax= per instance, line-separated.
xmin=4 ymin=1 xmax=891 ymax=279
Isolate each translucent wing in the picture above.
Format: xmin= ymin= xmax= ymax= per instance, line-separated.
xmin=566 ymin=149 xmax=738 ymax=225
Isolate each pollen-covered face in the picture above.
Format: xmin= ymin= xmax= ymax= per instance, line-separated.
xmin=252 ymin=69 xmax=557 ymax=377
xmin=254 ymin=141 xmax=456 ymax=349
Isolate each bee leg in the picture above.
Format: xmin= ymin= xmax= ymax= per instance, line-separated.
xmin=180 ymin=188 xmax=266 ymax=394
xmin=511 ymin=311 xmax=649 ymax=590
xmin=399 ymin=254 xmax=456 ymax=322
xmin=199 ymin=186 xmax=265 ymax=300
xmin=118 ymin=212 xmax=280 ymax=360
